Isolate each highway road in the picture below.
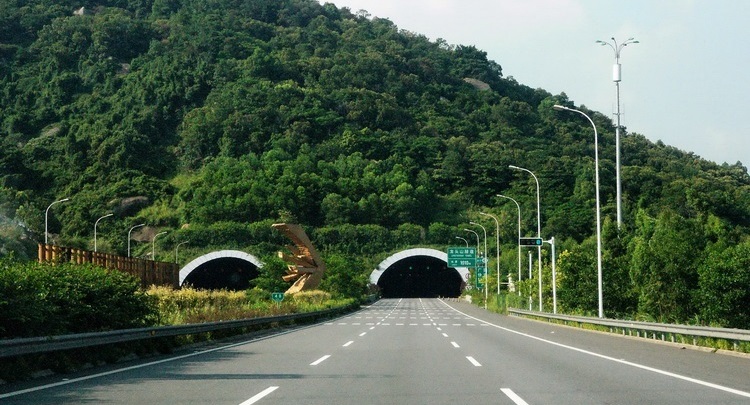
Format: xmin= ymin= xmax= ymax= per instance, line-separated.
xmin=2 ymin=298 xmax=750 ymax=404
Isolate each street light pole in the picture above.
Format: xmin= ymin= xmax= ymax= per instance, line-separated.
xmin=94 ymin=213 xmax=113 ymax=252
xmin=470 ymin=221 xmax=488 ymax=309
xmin=45 ymin=197 xmax=71 ymax=245
xmin=554 ymin=104 xmax=604 ymax=318
xmin=128 ymin=223 xmax=146 ymax=258
xmin=463 ymin=228 xmax=481 ymax=294
xmin=479 ymin=212 xmax=501 ymax=295
xmin=175 ymin=240 xmax=190 ymax=263
xmin=597 ymin=37 xmax=638 ymax=229
xmin=497 ymin=194 xmax=522 ymax=292
xmin=509 ymin=165 xmax=543 ymax=311
xmin=546 ymin=237 xmax=557 ymax=314
xmin=152 ymin=231 xmax=167 ymax=261
xmin=455 ymin=236 xmax=469 ymax=247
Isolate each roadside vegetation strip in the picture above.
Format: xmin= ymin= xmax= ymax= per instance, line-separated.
xmin=0 ymin=302 xmax=360 ymax=358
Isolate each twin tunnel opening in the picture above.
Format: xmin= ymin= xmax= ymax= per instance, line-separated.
xmin=180 ymin=250 xmax=465 ymax=298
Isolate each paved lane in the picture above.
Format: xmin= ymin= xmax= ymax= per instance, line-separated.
xmin=2 ymin=298 xmax=749 ymax=404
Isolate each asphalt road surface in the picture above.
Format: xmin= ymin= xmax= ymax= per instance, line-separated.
xmin=2 ymin=298 xmax=750 ymax=404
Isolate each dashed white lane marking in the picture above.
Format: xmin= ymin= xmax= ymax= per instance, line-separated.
xmin=442 ymin=333 xmax=449 ymax=338
xmin=451 ymin=342 xmax=460 ymax=348
xmin=310 ymin=355 xmax=331 ymax=366
xmin=501 ymin=388 xmax=530 ymax=405
xmin=440 ymin=300 xmax=750 ymax=399
xmin=466 ymin=356 xmax=482 ymax=367
xmin=239 ymin=386 xmax=279 ymax=405
xmin=359 ymin=332 xmax=367 ymax=336
xmin=343 ymin=341 xmax=354 ymax=347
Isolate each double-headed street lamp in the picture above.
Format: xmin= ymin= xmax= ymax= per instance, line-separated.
xmin=509 ymin=165 xmax=543 ymax=311
xmin=479 ymin=212 xmax=501 ymax=295
xmin=497 ymin=194 xmax=522 ymax=292
xmin=128 ymin=223 xmax=146 ymax=258
xmin=597 ymin=37 xmax=638 ymax=229
xmin=469 ymin=221 xmax=488 ymax=309
xmin=94 ymin=213 xmax=114 ymax=252
xmin=553 ymin=104 xmax=604 ymax=318
xmin=45 ymin=197 xmax=71 ymax=245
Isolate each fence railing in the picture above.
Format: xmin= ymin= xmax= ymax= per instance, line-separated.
xmin=0 ymin=304 xmax=356 ymax=358
xmin=38 ymin=244 xmax=179 ymax=288
xmin=508 ymin=308 xmax=750 ymax=350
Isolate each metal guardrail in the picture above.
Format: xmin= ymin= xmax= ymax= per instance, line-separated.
xmin=0 ymin=306 xmax=354 ymax=358
xmin=508 ymin=308 xmax=750 ymax=346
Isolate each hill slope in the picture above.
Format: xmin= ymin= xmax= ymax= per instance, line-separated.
xmin=1 ymin=0 xmax=750 ymax=327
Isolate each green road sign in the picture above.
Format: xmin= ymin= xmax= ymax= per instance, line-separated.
xmin=475 ymin=267 xmax=486 ymax=289
xmin=271 ymin=292 xmax=284 ymax=302
xmin=447 ymin=246 xmax=477 ymax=267
xmin=519 ymin=237 xmax=543 ymax=246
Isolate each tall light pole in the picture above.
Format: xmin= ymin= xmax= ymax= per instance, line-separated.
xmin=470 ymin=221 xmax=488 ymax=309
xmin=175 ymin=240 xmax=190 ymax=263
xmin=455 ymin=236 xmax=469 ymax=247
xmin=152 ymin=231 xmax=167 ymax=261
xmin=509 ymin=165 xmax=543 ymax=311
xmin=597 ymin=37 xmax=638 ymax=229
xmin=128 ymin=223 xmax=146 ymax=258
xmin=94 ymin=213 xmax=113 ymax=252
xmin=479 ymin=212 xmax=501 ymax=295
xmin=497 ymin=194 xmax=522 ymax=292
xmin=45 ymin=197 xmax=71 ymax=245
xmin=463 ymin=228 xmax=481 ymax=294
xmin=554 ymin=104 xmax=604 ymax=318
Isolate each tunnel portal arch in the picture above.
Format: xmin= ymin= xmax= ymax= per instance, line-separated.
xmin=179 ymin=250 xmax=264 ymax=290
xmin=370 ymin=248 xmax=468 ymax=298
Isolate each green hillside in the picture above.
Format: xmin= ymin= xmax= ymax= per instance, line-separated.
xmin=1 ymin=0 xmax=750 ymax=327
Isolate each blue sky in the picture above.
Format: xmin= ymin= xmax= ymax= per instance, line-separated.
xmin=321 ymin=0 xmax=750 ymax=166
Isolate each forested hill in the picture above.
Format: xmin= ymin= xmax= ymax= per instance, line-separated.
xmin=2 ymin=1 xmax=750 ymax=326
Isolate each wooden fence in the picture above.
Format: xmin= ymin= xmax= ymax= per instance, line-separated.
xmin=38 ymin=244 xmax=179 ymax=288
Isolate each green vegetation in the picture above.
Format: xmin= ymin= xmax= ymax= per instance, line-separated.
xmin=1 ymin=0 xmax=749 ymax=330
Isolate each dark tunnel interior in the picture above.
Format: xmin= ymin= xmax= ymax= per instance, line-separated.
xmin=182 ymin=257 xmax=260 ymax=290
xmin=377 ymin=256 xmax=464 ymax=298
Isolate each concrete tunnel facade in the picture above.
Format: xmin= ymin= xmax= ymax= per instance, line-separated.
xmin=179 ymin=250 xmax=264 ymax=290
xmin=370 ymin=248 xmax=469 ymax=298
xmin=178 ymin=248 xmax=467 ymax=297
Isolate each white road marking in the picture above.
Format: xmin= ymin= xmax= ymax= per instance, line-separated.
xmin=451 ymin=342 xmax=460 ymax=348
xmin=359 ymin=332 xmax=367 ymax=336
xmin=501 ymin=388 xmax=529 ymax=405
xmin=239 ymin=386 xmax=279 ymax=405
xmin=466 ymin=356 xmax=482 ymax=367
xmin=310 ymin=355 xmax=331 ymax=366
xmin=343 ymin=341 xmax=354 ymax=347
xmin=442 ymin=333 xmax=449 ymax=338
xmin=440 ymin=300 xmax=750 ymax=399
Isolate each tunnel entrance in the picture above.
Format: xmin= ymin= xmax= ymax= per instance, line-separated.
xmin=376 ymin=255 xmax=464 ymax=298
xmin=181 ymin=257 xmax=259 ymax=290
xmin=179 ymin=250 xmax=264 ymax=291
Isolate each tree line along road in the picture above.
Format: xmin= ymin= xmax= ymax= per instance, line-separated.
xmin=2 ymin=298 xmax=750 ymax=404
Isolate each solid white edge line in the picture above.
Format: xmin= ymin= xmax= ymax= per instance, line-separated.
xmin=501 ymin=388 xmax=530 ymax=405
xmin=439 ymin=299 xmax=750 ymax=399
xmin=1 ymin=305 xmax=375 ymax=399
xmin=310 ymin=355 xmax=331 ymax=366
xmin=466 ymin=356 xmax=482 ymax=367
xmin=239 ymin=386 xmax=279 ymax=405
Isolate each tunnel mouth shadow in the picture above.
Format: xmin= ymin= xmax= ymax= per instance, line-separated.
xmin=376 ymin=255 xmax=463 ymax=298
xmin=182 ymin=257 xmax=259 ymax=291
